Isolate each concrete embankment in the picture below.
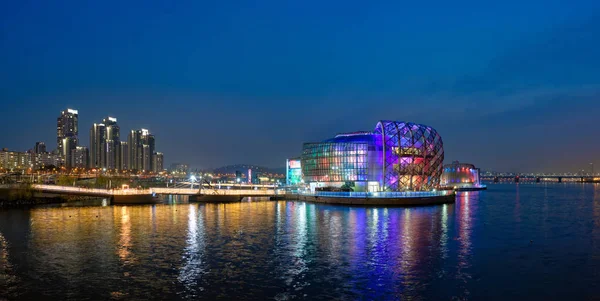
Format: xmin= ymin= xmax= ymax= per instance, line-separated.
xmin=0 ymin=188 xmax=67 ymax=208
xmin=0 ymin=187 xmax=108 ymax=208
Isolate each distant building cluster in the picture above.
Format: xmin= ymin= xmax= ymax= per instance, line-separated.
xmin=169 ymin=163 xmax=190 ymax=175
xmin=0 ymin=108 xmax=165 ymax=173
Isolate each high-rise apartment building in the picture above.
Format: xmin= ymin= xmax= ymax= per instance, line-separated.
xmin=120 ymin=141 xmax=129 ymax=170
xmin=152 ymin=152 xmax=164 ymax=173
xmin=72 ymin=146 xmax=89 ymax=169
xmin=89 ymin=123 xmax=106 ymax=168
xmin=103 ymin=117 xmax=120 ymax=169
xmin=57 ymin=109 xmax=78 ymax=166
xmin=62 ymin=136 xmax=78 ymax=168
xmin=128 ymin=129 xmax=156 ymax=171
xmin=89 ymin=117 xmax=121 ymax=170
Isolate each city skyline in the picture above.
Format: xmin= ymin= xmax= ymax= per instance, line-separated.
xmin=0 ymin=108 xmax=164 ymax=172
xmin=2 ymin=1 xmax=600 ymax=172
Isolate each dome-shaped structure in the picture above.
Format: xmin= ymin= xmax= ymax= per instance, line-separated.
xmin=374 ymin=121 xmax=444 ymax=191
xmin=300 ymin=120 xmax=444 ymax=192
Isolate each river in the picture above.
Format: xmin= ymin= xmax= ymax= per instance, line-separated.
xmin=1 ymin=183 xmax=599 ymax=300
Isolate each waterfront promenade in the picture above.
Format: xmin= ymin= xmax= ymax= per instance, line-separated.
xmin=0 ymin=184 xmax=283 ymax=205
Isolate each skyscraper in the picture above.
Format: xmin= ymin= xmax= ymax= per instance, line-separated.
xmin=120 ymin=141 xmax=129 ymax=170
xmin=89 ymin=123 xmax=106 ymax=168
xmin=128 ymin=129 xmax=141 ymax=170
xmin=144 ymin=133 xmax=155 ymax=171
xmin=153 ymin=152 xmax=164 ymax=173
xmin=89 ymin=117 xmax=121 ymax=170
xmin=128 ymin=129 xmax=157 ymax=171
xmin=57 ymin=109 xmax=78 ymax=166
xmin=62 ymin=136 xmax=78 ymax=168
xmin=73 ymin=146 xmax=89 ymax=169
xmin=103 ymin=117 xmax=120 ymax=169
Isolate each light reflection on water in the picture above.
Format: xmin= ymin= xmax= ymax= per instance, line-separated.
xmin=2 ymin=184 xmax=600 ymax=300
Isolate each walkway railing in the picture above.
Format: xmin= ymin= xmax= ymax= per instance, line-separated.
xmin=151 ymin=187 xmax=277 ymax=195
xmin=32 ymin=184 xmax=152 ymax=195
xmin=3 ymin=184 xmax=286 ymax=197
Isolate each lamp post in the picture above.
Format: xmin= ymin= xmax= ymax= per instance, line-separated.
xmin=236 ymin=177 xmax=240 ymax=190
xmin=190 ymin=175 xmax=197 ymax=190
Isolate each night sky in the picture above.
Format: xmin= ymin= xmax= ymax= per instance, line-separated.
xmin=1 ymin=0 xmax=600 ymax=172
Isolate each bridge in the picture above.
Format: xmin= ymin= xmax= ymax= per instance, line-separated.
xmin=481 ymin=175 xmax=599 ymax=183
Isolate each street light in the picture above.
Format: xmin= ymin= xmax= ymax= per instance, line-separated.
xmin=190 ymin=175 xmax=197 ymax=190
xmin=236 ymin=177 xmax=240 ymax=189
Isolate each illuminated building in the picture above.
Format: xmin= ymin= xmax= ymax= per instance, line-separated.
xmin=169 ymin=163 xmax=189 ymax=174
xmin=72 ymin=146 xmax=89 ymax=169
xmin=56 ymin=108 xmax=78 ymax=165
xmin=301 ymin=121 xmax=444 ymax=192
xmin=120 ymin=141 xmax=129 ymax=170
xmin=89 ymin=123 xmax=106 ymax=168
xmin=152 ymin=152 xmax=164 ymax=173
xmin=34 ymin=142 xmax=46 ymax=154
xmin=128 ymin=129 xmax=156 ymax=171
xmin=90 ymin=117 xmax=120 ymax=169
xmin=286 ymin=158 xmax=302 ymax=186
xmin=0 ymin=149 xmax=32 ymax=170
xmin=32 ymin=142 xmax=57 ymax=169
xmin=62 ymin=136 xmax=78 ymax=168
xmin=33 ymin=152 xmax=60 ymax=169
xmin=440 ymin=161 xmax=481 ymax=188
xmin=103 ymin=117 xmax=120 ymax=170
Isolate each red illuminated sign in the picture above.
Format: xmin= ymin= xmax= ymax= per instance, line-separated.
xmin=288 ymin=160 xmax=301 ymax=169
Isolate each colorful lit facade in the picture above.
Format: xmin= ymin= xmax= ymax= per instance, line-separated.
xmin=301 ymin=121 xmax=444 ymax=192
xmin=286 ymin=158 xmax=303 ymax=186
xmin=440 ymin=161 xmax=481 ymax=188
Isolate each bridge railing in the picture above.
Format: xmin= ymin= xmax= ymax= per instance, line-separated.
xmin=150 ymin=187 xmax=281 ymax=195
xmin=31 ymin=184 xmax=153 ymax=195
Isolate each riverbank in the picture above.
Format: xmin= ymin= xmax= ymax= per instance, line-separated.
xmin=0 ymin=188 xmax=101 ymax=208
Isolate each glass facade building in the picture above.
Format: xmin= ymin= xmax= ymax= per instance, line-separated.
xmin=301 ymin=121 xmax=444 ymax=192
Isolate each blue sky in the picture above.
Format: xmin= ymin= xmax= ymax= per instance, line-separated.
xmin=1 ymin=0 xmax=600 ymax=172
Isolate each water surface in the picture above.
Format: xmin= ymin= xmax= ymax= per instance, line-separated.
xmin=1 ymin=184 xmax=600 ymax=300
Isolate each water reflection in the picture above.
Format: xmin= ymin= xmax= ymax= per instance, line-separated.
xmin=593 ymin=185 xmax=600 ymax=261
xmin=457 ymin=192 xmax=474 ymax=298
xmin=117 ymin=206 xmax=134 ymax=263
xmin=0 ymin=230 xmax=17 ymax=296
xmin=0 ymin=191 xmax=487 ymax=300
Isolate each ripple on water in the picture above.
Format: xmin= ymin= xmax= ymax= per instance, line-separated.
xmin=1 ymin=185 xmax=600 ymax=300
